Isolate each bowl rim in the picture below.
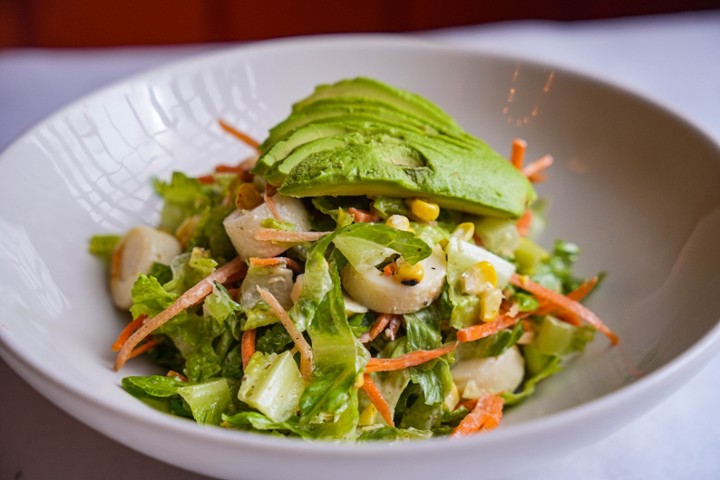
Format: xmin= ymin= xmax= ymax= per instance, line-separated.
xmin=2 ymin=33 xmax=720 ymax=458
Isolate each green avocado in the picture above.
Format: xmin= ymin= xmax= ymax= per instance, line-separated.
xmin=277 ymin=130 xmax=534 ymax=218
xmin=252 ymin=77 xmax=536 ymax=219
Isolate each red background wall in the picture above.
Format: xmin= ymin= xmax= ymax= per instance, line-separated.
xmin=1 ymin=0 xmax=718 ymax=48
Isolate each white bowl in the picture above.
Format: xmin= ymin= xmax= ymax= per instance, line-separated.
xmin=1 ymin=35 xmax=720 ymax=480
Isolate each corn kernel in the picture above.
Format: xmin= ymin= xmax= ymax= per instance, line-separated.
xmin=408 ymin=198 xmax=440 ymax=222
xmin=480 ymin=288 xmax=503 ymax=322
xmin=396 ymin=261 xmax=424 ymax=286
xmin=358 ymin=403 xmax=378 ymax=426
xmin=385 ymin=214 xmax=412 ymax=231
xmin=460 ymin=261 xmax=498 ymax=295
xmin=451 ymin=222 xmax=475 ymax=242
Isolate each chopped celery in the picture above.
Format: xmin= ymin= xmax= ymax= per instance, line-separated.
xmin=472 ymin=217 xmax=519 ymax=258
xmin=532 ymin=316 xmax=596 ymax=356
xmin=514 ymin=236 xmax=549 ymax=275
xmin=238 ymin=351 xmax=306 ymax=422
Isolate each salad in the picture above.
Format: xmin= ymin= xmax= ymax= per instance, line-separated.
xmin=90 ymin=77 xmax=618 ymax=441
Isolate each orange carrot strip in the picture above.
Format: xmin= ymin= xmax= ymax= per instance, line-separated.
xmin=382 ymin=263 xmax=397 ymax=277
xmin=457 ymin=314 xmax=521 ymax=343
xmin=361 ymin=374 xmax=395 ymax=427
xmin=254 ymin=228 xmax=330 ymax=243
xmin=114 ymin=257 xmax=248 ymax=370
xmin=197 ymin=174 xmax=216 ymax=184
xmin=218 ymin=119 xmax=260 ymax=151
xmin=241 ymin=328 xmax=257 ymax=369
xmin=348 ymin=207 xmax=379 ymax=223
xmin=522 ymin=154 xmax=554 ymax=181
xmin=256 ymin=286 xmax=313 ymax=380
xmin=365 ymin=342 xmax=457 ymax=373
xmin=510 ymin=138 xmax=527 ymax=169
xmin=126 ymin=338 xmax=160 ymax=360
xmin=249 ymin=256 xmax=303 ymax=272
xmin=112 ymin=314 xmax=147 ymax=352
xmin=451 ymin=394 xmax=504 ymax=437
xmin=510 ymin=273 xmax=618 ymax=345
xmin=516 ymin=209 xmax=533 ymax=236
xmin=359 ymin=313 xmax=395 ymax=343
xmin=532 ymin=276 xmax=600 ymax=319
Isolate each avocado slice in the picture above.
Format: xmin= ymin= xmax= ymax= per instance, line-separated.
xmin=277 ymin=130 xmax=535 ymax=218
xmin=260 ymin=98 xmax=477 ymax=152
xmin=291 ymin=77 xmax=459 ymax=130
xmin=257 ymin=119 xmax=439 ymax=184
xmin=254 ymin=77 xmax=537 ymax=219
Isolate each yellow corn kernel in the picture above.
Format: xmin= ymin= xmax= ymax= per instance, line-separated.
xmin=408 ymin=198 xmax=440 ymax=222
xmin=451 ymin=222 xmax=475 ymax=242
xmin=396 ymin=261 xmax=424 ymax=286
xmin=358 ymin=403 xmax=378 ymax=426
xmin=235 ymin=182 xmax=263 ymax=211
xmin=385 ymin=214 xmax=412 ymax=231
xmin=480 ymin=287 xmax=503 ymax=322
xmin=460 ymin=261 xmax=498 ymax=296
xmin=476 ymin=260 xmax=498 ymax=288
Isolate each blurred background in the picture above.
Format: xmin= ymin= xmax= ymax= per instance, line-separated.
xmin=1 ymin=0 xmax=719 ymax=48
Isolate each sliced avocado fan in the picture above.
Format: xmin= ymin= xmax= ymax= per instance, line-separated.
xmin=251 ymin=77 xmax=536 ymax=219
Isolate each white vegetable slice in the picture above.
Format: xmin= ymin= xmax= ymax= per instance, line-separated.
xmin=110 ymin=226 xmax=182 ymax=309
xmin=341 ymin=247 xmax=446 ymax=314
xmin=446 ymin=237 xmax=515 ymax=289
xmin=451 ymin=345 xmax=525 ymax=399
xmin=223 ymin=195 xmax=311 ymax=259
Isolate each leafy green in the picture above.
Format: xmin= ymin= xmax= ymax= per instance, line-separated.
xmin=370 ymin=197 xmax=409 ymax=218
xmin=177 ymin=378 xmax=233 ymax=425
xmin=129 ymin=274 xmax=177 ymax=319
xmin=502 ymin=346 xmax=563 ymax=406
xmin=222 ymin=411 xmax=308 ymax=437
xmin=332 ymin=223 xmax=431 ymax=269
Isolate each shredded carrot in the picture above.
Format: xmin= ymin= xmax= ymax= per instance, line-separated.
xmin=451 ymin=394 xmax=504 ymax=437
xmin=510 ymin=273 xmax=619 ymax=345
xmin=348 ymin=207 xmax=379 ymax=223
xmin=516 ymin=209 xmax=533 ymax=236
xmin=365 ymin=342 xmax=457 ymax=373
xmin=218 ymin=119 xmax=260 ymax=151
xmin=241 ymin=328 xmax=257 ymax=369
xmin=510 ymin=138 xmax=527 ymax=169
xmin=249 ymin=256 xmax=303 ymax=272
xmin=114 ymin=257 xmax=248 ymax=371
xmin=256 ymin=286 xmax=313 ymax=380
xmin=112 ymin=314 xmax=147 ymax=352
xmin=523 ymin=154 xmax=554 ymax=182
xmin=359 ymin=313 xmax=396 ymax=343
xmin=126 ymin=338 xmax=160 ymax=360
xmin=255 ymin=228 xmax=330 ymax=243
xmin=361 ymin=374 xmax=395 ymax=427
xmin=457 ymin=314 xmax=521 ymax=343
xmin=382 ymin=262 xmax=398 ymax=277
xmin=532 ymin=276 xmax=599 ymax=319
xmin=167 ymin=370 xmax=188 ymax=382
xmin=197 ymin=174 xmax=216 ymax=184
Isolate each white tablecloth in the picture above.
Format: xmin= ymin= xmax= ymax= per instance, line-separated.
xmin=2 ymin=10 xmax=719 ymax=480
